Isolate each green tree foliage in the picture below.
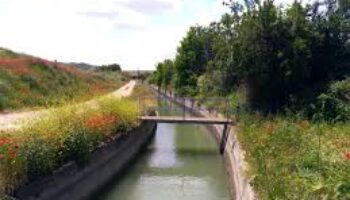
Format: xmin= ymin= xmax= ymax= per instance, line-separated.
xmin=153 ymin=62 xmax=164 ymax=88
xmin=152 ymin=0 xmax=350 ymax=116
xmin=162 ymin=59 xmax=174 ymax=89
xmin=234 ymin=1 xmax=316 ymax=111
xmin=97 ymin=64 xmax=121 ymax=72
xmin=174 ymin=26 xmax=216 ymax=96
xmin=150 ymin=59 xmax=174 ymax=91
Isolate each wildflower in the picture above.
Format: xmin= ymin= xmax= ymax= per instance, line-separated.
xmin=85 ymin=114 xmax=117 ymax=131
xmin=0 ymin=137 xmax=10 ymax=146
xmin=9 ymin=151 xmax=17 ymax=159
xmin=0 ymin=58 xmax=33 ymax=75
xmin=345 ymin=152 xmax=350 ymax=161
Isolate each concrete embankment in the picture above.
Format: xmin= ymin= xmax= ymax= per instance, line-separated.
xmin=14 ymin=121 xmax=157 ymax=200
xmin=155 ymin=88 xmax=255 ymax=200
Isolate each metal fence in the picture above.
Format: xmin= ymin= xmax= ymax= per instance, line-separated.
xmin=138 ymin=91 xmax=233 ymax=121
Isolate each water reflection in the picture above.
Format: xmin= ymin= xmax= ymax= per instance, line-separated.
xmin=149 ymin=123 xmax=178 ymax=168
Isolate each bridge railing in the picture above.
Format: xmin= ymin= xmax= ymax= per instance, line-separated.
xmin=139 ymin=88 xmax=233 ymax=155
xmin=138 ymin=91 xmax=233 ymax=122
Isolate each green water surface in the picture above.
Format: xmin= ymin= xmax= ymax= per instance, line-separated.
xmin=98 ymin=103 xmax=230 ymax=200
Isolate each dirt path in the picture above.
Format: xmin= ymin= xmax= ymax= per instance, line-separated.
xmin=0 ymin=80 xmax=136 ymax=132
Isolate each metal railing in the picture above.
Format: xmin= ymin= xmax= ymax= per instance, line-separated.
xmin=138 ymin=90 xmax=232 ymax=122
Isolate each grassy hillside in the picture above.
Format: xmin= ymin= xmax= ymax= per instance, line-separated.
xmin=0 ymin=48 xmax=124 ymax=111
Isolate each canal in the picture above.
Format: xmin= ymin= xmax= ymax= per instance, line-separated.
xmin=98 ymin=102 xmax=230 ymax=200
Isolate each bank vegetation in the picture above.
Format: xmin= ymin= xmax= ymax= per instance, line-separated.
xmin=0 ymin=83 xmax=155 ymax=198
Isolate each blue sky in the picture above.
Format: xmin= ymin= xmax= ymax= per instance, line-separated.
xmin=0 ymin=0 xmax=292 ymax=70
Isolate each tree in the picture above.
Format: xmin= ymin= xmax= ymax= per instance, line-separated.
xmin=174 ymin=26 xmax=216 ymax=96
xmin=154 ymin=62 xmax=164 ymax=89
xmin=162 ymin=59 xmax=174 ymax=91
xmin=153 ymin=0 xmax=350 ymax=115
xmin=97 ymin=64 xmax=121 ymax=72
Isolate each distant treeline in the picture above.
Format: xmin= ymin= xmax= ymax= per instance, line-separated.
xmin=150 ymin=0 xmax=350 ymax=121
xmin=97 ymin=64 xmax=121 ymax=72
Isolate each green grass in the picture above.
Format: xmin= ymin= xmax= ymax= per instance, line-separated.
xmin=237 ymin=113 xmax=350 ymax=199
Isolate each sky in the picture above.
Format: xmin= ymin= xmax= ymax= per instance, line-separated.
xmin=0 ymin=0 xmax=294 ymax=70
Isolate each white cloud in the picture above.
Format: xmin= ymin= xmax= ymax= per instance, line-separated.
xmin=116 ymin=0 xmax=180 ymax=15
xmin=0 ymin=0 xmax=227 ymax=70
xmin=78 ymin=11 xmax=119 ymax=20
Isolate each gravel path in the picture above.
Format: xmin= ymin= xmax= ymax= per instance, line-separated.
xmin=0 ymin=80 xmax=136 ymax=132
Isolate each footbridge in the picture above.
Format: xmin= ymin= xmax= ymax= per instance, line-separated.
xmin=140 ymin=116 xmax=231 ymax=124
xmin=138 ymin=90 xmax=233 ymax=154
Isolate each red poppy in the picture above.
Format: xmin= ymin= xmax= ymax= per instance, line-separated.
xmin=85 ymin=114 xmax=117 ymax=131
xmin=0 ymin=138 xmax=10 ymax=146
xmin=0 ymin=58 xmax=34 ymax=75
xmin=345 ymin=152 xmax=350 ymax=161
xmin=9 ymin=151 xmax=17 ymax=159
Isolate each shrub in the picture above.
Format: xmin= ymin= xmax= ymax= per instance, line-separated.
xmin=22 ymin=138 xmax=58 ymax=181
xmin=309 ymin=78 xmax=350 ymax=122
xmin=62 ymin=128 xmax=91 ymax=166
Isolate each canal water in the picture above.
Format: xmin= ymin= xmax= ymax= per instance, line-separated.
xmin=98 ymin=102 xmax=230 ymax=200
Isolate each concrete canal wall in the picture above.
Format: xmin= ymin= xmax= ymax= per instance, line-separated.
xmin=155 ymin=88 xmax=256 ymax=200
xmin=15 ymin=121 xmax=157 ymax=200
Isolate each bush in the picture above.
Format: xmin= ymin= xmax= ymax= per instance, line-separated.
xmin=309 ymin=78 xmax=350 ymax=122
xmin=22 ymin=138 xmax=58 ymax=181
xmin=62 ymin=128 xmax=91 ymax=166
